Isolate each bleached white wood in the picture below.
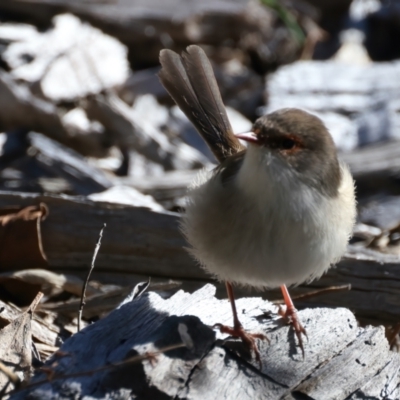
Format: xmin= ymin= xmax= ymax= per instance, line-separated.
xmin=9 ymin=285 xmax=398 ymax=399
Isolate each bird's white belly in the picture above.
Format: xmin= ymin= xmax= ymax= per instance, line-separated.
xmin=182 ymin=162 xmax=355 ymax=289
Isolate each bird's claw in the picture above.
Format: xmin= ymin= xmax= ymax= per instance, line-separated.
xmin=279 ymin=305 xmax=308 ymax=358
xmin=213 ymin=322 xmax=269 ymax=367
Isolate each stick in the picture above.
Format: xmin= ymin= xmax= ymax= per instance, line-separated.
xmin=274 ymin=284 xmax=351 ymax=305
xmin=78 ymin=224 xmax=106 ymax=331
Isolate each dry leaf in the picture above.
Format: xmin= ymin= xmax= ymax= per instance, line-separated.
xmin=0 ymin=292 xmax=42 ymax=393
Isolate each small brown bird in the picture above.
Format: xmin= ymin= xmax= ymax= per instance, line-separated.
xmin=159 ymin=45 xmax=356 ymax=364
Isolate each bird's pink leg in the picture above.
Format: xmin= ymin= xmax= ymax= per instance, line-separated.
xmin=214 ymin=282 xmax=268 ymax=366
xmin=279 ymin=284 xmax=307 ymax=357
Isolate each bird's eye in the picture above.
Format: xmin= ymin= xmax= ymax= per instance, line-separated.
xmin=281 ymin=138 xmax=296 ymax=150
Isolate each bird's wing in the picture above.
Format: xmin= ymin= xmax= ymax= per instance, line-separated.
xmin=159 ymin=45 xmax=244 ymax=162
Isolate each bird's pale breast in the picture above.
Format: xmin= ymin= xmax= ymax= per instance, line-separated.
xmin=182 ymin=155 xmax=356 ymax=289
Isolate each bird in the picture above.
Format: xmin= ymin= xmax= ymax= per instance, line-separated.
xmin=158 ymin=45 xmax=356 ymax=365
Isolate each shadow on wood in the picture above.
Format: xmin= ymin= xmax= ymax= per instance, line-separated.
xmin=9 ymin=285 xmax=400 ymax=400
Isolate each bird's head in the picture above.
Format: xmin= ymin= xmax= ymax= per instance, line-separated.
xmin=236 ymin=108 xmax=341 ymax=197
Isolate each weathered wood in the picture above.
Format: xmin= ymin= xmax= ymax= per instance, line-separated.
xmin=37 ymin=280 xmax=182 ymax=319
xmin=341 ymin=140 xmax=400 ymax=196
xmin=0 ymin=71 xmax=65 ymax=142
xmin=27 ymin=132 xmax=112 ymax=195
xmin=8 ymin=285 xmax=399 ymax=399
xmin=1 ymin=14 xmax=129 ymax=102
xmin=84 ymin=93 xmax=208 ymax=171
xmin=0 ymin=0 xmax=304 ymax=71
xmin=1 ymin=126 xmax=147 ymax=203
xmin=117 ymin=169 xmax=198 ymax=205
xmin=283 ymin=326 xmax=389 ymax=399
xmin=0 ymin=191 xmax=202 ymax=279
xmin=0 ymin=71 xmax=110 ymax=157
xmin=266 ymin=60 xmax=400 ymax=151
xmin=1 ymin=191 xmax=400 ymax=326
xmin=358 ymin=194 xmax=400 ymax=230
xmin=348 ymin=352 xmax=400 ymax=399
xmin=342 ymin=140 xmax=400 ymax=178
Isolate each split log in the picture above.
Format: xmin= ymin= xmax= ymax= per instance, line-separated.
xmin=8 ymin=285 xmax=400 ymax=399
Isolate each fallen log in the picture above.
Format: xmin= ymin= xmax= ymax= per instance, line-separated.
xmin=0 ymin=191 xmax=200 ymax=279
xmin=0 ymin=191 xmax=400 ymax=326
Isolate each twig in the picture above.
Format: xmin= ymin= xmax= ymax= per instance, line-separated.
xmin=28 ymin=291 xmax=44 ymax=313
xmin=12 ymin=342 xmax=185 ymax=394
xmin=0 ymin=361 xmax=21 ymax=387
xmin=274 ymin=284 xmax=351 ymax=305
xmin=78 ymin=223 xmax=106 ymax=331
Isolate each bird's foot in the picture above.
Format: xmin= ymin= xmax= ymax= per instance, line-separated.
xmin=278 ymin=305 xmax=307 ymax=357
xmin=213 ymin=322 xmax=268 ymax=367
